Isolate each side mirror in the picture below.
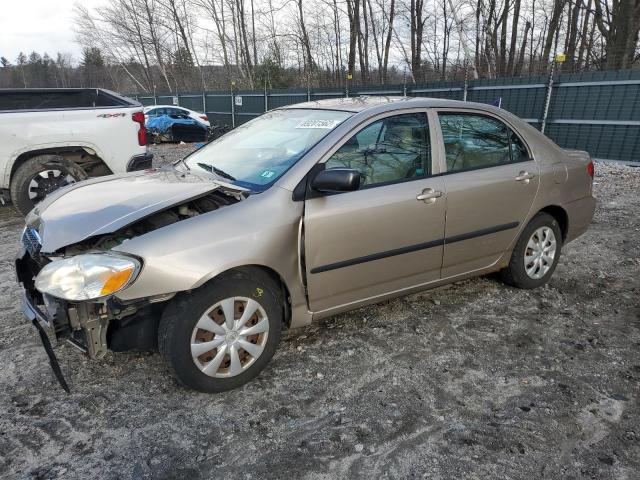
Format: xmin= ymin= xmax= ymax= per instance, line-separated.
xmin=311 ymin=168 xmax=361 ymax=193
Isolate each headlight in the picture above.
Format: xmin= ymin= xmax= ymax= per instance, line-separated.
xmin=35 ymin=254 xmax=140 ymax=301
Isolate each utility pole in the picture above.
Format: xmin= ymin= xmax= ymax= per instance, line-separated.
xmin=541 ymin=53 xmax=566 ymax=134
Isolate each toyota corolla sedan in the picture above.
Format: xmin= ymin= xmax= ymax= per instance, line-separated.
xmin=16 ymin=97 xmax=595 ymax=393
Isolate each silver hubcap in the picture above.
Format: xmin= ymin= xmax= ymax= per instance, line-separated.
xmin=524 ymin=226 xmax=557 ymax=279
xmin=190 ymin=297 xmax=269 ymax=378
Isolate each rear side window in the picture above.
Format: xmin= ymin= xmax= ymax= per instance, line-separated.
xmin=324 ymin=113 xmax=431 ymax=188
xmin=438 ymin=113 xmax=527 ymax=172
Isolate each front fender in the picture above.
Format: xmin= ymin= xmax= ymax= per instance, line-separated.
xmin=113 ymin=187 xmax=311 ymax=327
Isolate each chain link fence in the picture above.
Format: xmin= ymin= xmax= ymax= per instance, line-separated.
xmin=132 ymin=68 xmax=640 ymax=163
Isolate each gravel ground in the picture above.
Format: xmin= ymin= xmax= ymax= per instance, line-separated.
xmin=0 ymin=145 xmax=639 ymax=479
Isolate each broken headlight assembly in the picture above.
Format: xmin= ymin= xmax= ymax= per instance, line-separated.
xmin=35 ymin=254 xmax=140 ymax=301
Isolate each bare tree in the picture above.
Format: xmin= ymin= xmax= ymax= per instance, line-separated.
xmin=0 ymin=0 xmax=616 ymax=92
xmin=409 ymin=0 xmax=426 ymax=81
xmin=542 ymin=0 xmax=566 ymax=62
xmin=594 ymin=0 xmax=640 ymax=69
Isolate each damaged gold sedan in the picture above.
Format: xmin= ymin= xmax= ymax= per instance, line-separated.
xmin=16 ymin=97 xmax=595 ymax=392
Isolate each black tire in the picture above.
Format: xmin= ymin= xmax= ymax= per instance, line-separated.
xmin=500 ymin=212 xmax=563 ymax=289
xmin=158 ymin=270 xmax=283 ymax=393
xmin=10 ymin=154 xmax=87 ymax=216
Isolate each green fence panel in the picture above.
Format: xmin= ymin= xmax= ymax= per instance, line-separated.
xmin=352 ymin=83 xmax=403 ymax=96
xmin=545 ymin=122 xmax=640 ymax=161
xmin=551 ymin=71 xmax=640 ymax=121
xmin=204 ymin=93 xmax=232 ymax=126
xmin=177 ymin=94 xmax=205 ymax=113
xmin=207 ymin=113 xmax=233 ymax=127
xmin=233 ymin=91 xmax=265 ymax=117
xmin=155 ymin=95 xmax=174 ymax=105
xmin=468 ymin=76 xmax=547 ymax=119
xmin=127 ymin=70 xmax=640 ymax=161
xmin=408 ymin=80 xmax=464 ymax=100
xmin=136 ymin=96 xmax=155 ymax=106
xmin=267 ymin=88 xmax=309 ymax=109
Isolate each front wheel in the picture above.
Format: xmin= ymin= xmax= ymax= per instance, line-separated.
xmin=500 ymin=212 xmax=563 ymax=289
xmin=158 ymin=271 xmax=283 ymax=393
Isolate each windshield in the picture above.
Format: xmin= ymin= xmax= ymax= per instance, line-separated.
xmin=183 ymin=108 xmax=352 ymax=191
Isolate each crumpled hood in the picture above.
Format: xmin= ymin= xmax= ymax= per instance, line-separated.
xmin=28 ymin=168 xmax=245 ymax=253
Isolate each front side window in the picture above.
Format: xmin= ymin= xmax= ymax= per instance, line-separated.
xmin=439 ymin=113 xmax=526 ymax=172
xmin=184 ymin=108 xmax=352 ymax=191
xmin=324 ymin=113 xmax=430 ymax=187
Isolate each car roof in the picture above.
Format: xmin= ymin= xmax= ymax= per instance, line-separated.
xmin=283 ymin=96 xmax=494 ymax=113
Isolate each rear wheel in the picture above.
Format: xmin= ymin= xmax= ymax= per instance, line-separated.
xmin=10 ymin=154 xmax=87 ymax=216
xmin=158 ymin=271 xmax=283 ymax=392
xmin=501 ymin=212 xmax=563 ymax=289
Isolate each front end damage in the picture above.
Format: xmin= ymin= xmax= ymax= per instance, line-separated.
xmin=16 ymin=184 xmax=242 ymax=390
xmin=16 ymin=224 xmax=175 ymax=361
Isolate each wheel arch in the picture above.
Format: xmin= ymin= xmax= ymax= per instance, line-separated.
xmin=9 ymin=147 xmax=112 ymax=183
xmin=195 ymin=264 xmax=293 ymax=329
xmin=538 ymin=205 xmax=569 ymax=240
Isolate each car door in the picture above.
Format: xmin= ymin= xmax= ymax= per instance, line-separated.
xmin=435 ymin=110 xmax=540 ymax=278
xmin=303 ymin=110 xmax=447 ymax=313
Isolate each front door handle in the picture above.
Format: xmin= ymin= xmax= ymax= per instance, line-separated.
xmin=515 ymin=171 xmax=535 ymax=183
xmin=416 ymin=188 xmax=442 ymax=204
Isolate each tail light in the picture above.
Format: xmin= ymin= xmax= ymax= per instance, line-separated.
xmin=587 ymin=159 xmax=594 ymax=178
xmin=200 ymin=115 xmax=209 ymax=122
xmin=132 ymin=111 xmax=146 ymax=146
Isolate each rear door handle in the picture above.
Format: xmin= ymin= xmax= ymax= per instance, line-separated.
xmin=515 ymin=171 xmax=535 ymax=183
xmin=416 ymin=189 xmax=442 ymax=203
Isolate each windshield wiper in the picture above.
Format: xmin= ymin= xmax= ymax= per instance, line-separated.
xmin=176 ymin=157 xmax=190 ymax=171
xmin=196 ymin=163 xmax=236 ymax=181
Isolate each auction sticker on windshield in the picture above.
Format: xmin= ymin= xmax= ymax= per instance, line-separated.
xmin=296 ymin=119 xmax=343 ymax=129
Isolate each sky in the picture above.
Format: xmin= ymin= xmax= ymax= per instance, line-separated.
xmin=0 ymin=0 xmax=104 ymax=62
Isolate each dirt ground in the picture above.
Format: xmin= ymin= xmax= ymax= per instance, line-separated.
xmin=0 ymin=145 xmax=638 ymax=479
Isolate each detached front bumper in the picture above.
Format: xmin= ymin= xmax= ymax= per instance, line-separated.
xmin=17 ymin=251 xmax=75 ymax=392
xmin=22 ymin=290 xmax=54 ymax=339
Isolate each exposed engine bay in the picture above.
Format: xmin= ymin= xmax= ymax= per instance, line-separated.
xmin=18 ymin=188 xmax=242 ymax=363
xmin=65 ymin=189 xmax=241 ymax=255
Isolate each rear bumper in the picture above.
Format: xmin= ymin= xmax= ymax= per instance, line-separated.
xmin=126 ymin=152 xmax=154 ymax=172
xmin=564 ymin=195 xmax=596 ymax=243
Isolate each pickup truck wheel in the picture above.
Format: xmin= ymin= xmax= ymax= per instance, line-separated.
xmin=500 ymin=212 xmax=563 ymax=289
xmin=158 ymin=272 xmax=283 ymax=393
xmin=10 ymin=154 xmax=87 ymax=216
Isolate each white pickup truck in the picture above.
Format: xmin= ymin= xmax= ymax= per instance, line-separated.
xmin=0 ymin=88 xmax=153 ymax=215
